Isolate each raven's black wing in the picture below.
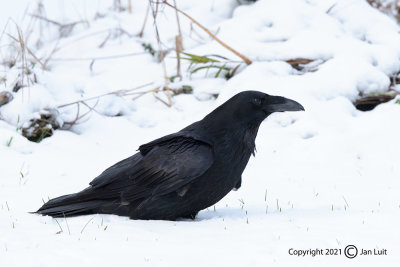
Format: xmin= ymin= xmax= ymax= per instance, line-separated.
xmin=90 ymin=132 xmax=214 ymax=202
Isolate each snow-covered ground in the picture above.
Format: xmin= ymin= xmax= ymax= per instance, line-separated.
xmin=1 ymin=0 xmax=400 ymax=266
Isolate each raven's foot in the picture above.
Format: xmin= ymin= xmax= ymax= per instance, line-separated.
xmin=180 ymin=211 xmax=199 ymax=220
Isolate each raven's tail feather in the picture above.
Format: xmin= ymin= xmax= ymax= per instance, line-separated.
xmin=35 ymin=189 xmax=109 ymax=217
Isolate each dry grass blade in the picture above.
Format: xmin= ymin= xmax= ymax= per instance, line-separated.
xmin=81 ymin=217 xmax=95 ymax=234
xmin=98 ymin=32 xmax=111 ymax=48
xmin=30 ymin=14 xmax=65 ymax=27
xmin=149 ymin=0 xmax=172 ymax=107
xmin=175 ymin=35 xmax=183 ymax=80
xmin=128 ymin=0 xmax=132 ymax=13
xmin=181 ymin=52 xmax=220 ymax=63
xmin=326 ymin=3 xmax=337 ymax=13
xmin=138 ymin=3 xmax=151 ymax=37
xmin=16 ymin=26 xmax=27 ymax=86
xmin=42 ymin=40 xmax=60 ymax=68
xmin=153 ymin=90 xmax=172 ymax=107
xmin=179 ymin=52 xmax=241 ymax=79
xmin=63 ymin=103 xmax=81 ymax=127
xmin=30 ymin=14 xmax=88 ymax=38
xmin=81 ymin=99 xmax=101 ymax=115
xmin=63 ymin=103 xmax=97 ymax=127
xmin=51 ymin=51 xmax=147 ymax=62
xmin=7 ymin=33 xmax=45 ymax=69
xmin=0 ymin=18 xmax=13 ymax=47
xmin=59 ymin=29 xmax=113 ymax=49
xmin=173 ymin=0 xmax=183 ymax=80
xmin=229 ymin=64 xmax=241 ymax=77
xmin=57 ymin=82 xmax=154 ymax=108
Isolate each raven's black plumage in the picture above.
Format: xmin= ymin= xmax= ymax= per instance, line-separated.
xmin=36 ymin=91 xmax=304 ymax=220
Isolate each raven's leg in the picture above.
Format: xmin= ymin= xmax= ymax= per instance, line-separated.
xmin=180 ymin=211 xmax=199 ymax=220
xmin=232 ymin=178 xmax=241 ymax=191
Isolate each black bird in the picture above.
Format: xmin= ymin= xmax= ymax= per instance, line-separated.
xmin=36 ymin=91 xmax=304 ymax=220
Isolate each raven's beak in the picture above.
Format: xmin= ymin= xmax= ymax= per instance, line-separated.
xmin=264 ymin=96 xmax=305 ymax=113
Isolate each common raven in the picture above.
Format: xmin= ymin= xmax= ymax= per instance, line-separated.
xmin=36 ymin=91 xmax=304 ymax=220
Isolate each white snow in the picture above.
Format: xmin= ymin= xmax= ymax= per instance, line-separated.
xmin=1 ymin=0 xmax=400 ymax=266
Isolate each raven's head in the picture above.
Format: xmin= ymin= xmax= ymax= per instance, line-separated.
xmin=227 ymin=91 xmax=304 ymax=123
xmin=199 ymin=90 xmax=304 ymax=133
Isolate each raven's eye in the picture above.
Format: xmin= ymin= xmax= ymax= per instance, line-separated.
xmin=253 ymin=98 xmax=262 ymax=106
